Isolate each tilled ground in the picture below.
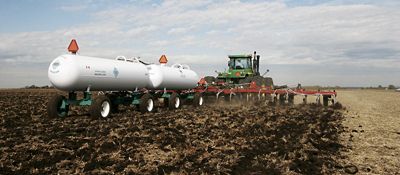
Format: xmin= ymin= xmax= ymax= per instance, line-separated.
xmin=0 ymin=89 xmax=350 ymax=174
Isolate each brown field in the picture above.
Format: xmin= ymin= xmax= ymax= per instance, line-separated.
xmin=0 ymin=88 xmax=398 ymax=174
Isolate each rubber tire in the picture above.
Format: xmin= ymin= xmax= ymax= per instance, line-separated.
xmin=264 ymin=77 xmax=274 ymax=87
xmin=204 ymin=76 xmax=216 ymax=84
xmin=193 ymin=92 xmax=204 ymax=107
xmin=241 ymin=75 xmax=274 ymax=87
xmin=47 ymin=94 xmax=69 ymax=118
xmin=168 ymin=92 xmax=180 ymax=110
xmin=106 ymin=94 xmax=119 ymax=113
xmin=279 ymin=94 xmax=286 ymax=105
xmin=89 ymin=95 xmax=111 ymax=118
xmin=323 ymin=95 xmax=330 ymax=106
xmin=139 ymin=93 xmax=154 ymax=113
xmin=288 ymin=94 xmax=295 ymax=105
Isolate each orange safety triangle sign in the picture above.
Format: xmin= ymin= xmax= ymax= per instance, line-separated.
xmin=68 ymin=39 xmax=79 ymax=53
xmin=159 ymin=55 xmax=168 ymax=64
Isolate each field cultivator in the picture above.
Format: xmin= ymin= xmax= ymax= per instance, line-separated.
xmin=194 ymin=80 xmax=337 ymax=106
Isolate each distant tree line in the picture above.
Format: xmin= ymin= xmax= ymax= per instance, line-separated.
xmin=24 ymin=85 xmax=53 ymax=89
xmin=364 ymin=85 xmax=397 ymax=90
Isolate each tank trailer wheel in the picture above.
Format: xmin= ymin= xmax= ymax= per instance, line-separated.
xmin=140 ymin=93 xmax=154 ymax=113
xmin=47 ymin=95 xmax=69 ymax=118
xmin=90 ymin=95 xmax=111 ymax=118
xmin=106 ymin=94 xmax=119 ymax=113
xmin=193 ymin=92 xmax=204 ymax=107
xmin=169 ymin=92 xmax=181 ymax=110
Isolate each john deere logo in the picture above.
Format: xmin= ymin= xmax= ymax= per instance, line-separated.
xmin=113 ymin=67 xmax=119 ymax=78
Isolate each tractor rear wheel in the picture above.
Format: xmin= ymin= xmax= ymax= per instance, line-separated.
xmin=264 ymin=77 xmax=274 ymax=87
xmin=241 ymin=76 xmax=274 ymax=87
xmin=139 ymin=94 xmax=154 ymax=113
xmin=204 ymin=76 xmax=216 ymax=84
xmin=47 ymin=94 xmax=69 ymax=118
xmin=168 ymin=92 xmax=180 ymax=109
xmin=90 ymin=95 xmax=111 ymax=118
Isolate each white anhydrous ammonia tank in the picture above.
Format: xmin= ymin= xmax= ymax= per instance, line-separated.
xmin=146 ymin=64 xmax=199 ymax=90
xmin=48 ymin=54 xmax=149 ymax=91
xmin=48 ymin=54 xmax=200 ymax=91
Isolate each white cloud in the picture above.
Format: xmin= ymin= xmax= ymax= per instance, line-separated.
xmin=167 ymin=27 xmax=189 ymax=35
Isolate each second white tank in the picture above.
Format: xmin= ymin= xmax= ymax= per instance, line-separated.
xmin=147 ymin=64 xmax=199 ymax=90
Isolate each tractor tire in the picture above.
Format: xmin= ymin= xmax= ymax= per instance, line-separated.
xmin=89 ymin=95 xmax=111 ymax=118
xmin=241 ymin=75 xmax=274 ymax=87
xmin=251 ymin=76 xmax=265 ymax=87
xmin=139 ymin=93 xmax=154 ymax=113
xmin=204 ymin=76 xmax=216 ymax=84
xmin=193 ymin=92 xmax=204 ymax=107
xmin=238 ymin=78 xmax=247 ymax=85
xmin=264 ymin=77 xmax=274 ymax=87
xmin=47 ymin=94 xmax=69 ymax=118
xmin=168 ymin=92 xmax=181 ymax=109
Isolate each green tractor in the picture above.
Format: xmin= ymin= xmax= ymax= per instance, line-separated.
xmin=205 ymin=51 xmax=273 ymax=88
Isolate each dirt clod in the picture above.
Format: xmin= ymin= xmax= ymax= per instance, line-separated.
xmin=344 ymin=165 xmax=358 ymax=174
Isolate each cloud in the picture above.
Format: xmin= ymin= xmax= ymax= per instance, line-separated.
xmin=1 ymin=0 xmax=400 ymax=87
xmin=167 ymin=27 xmax=189 ymax=35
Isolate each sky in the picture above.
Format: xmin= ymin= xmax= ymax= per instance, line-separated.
xmin=0 ymin=0 xmax=399 ymax=88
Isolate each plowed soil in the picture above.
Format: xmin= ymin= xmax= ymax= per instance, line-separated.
xmin=0 ymin=89 xmax=351 ymax=174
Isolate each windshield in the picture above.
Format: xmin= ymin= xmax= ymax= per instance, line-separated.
xmin=229 ymin=58 xmax=251 ymax=69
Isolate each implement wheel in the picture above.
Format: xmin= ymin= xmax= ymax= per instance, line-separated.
xmin=139 ymin=93 xmax=154 ymax=113
xmin=323 ymin=95 xmax=330 ymax=106
xmin=288 ymin=94 xmax=294 ymax=105
xmin=47 ymin=95 xmax=69 ymax=118
xmin=90 ymin=95 xmax=111 ymax=118
xmin=169 ymin=92 xmax=180 ymax=109
xmin=279 ymin=94 xmax=286 ymax=105
xmin=193 ymin=92 xmax=204 ymax=107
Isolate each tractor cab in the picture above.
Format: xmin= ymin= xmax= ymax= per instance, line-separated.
xmin=216 ymin=53 xmax=259 ymax=84
xmin=228 ymin=55 xmax=252 ymax=70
